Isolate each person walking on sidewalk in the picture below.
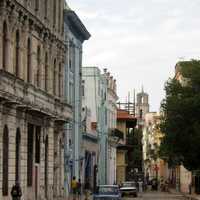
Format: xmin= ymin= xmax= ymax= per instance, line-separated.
xmin=71 ymin=176 xmax=78 ymax=200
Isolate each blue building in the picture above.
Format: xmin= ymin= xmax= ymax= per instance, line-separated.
xmin=63 ymin=3 xmax=90 ymax=197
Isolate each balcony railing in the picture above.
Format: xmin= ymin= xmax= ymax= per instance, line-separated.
xmin=0 ymin=70 xmax=72 ymax=121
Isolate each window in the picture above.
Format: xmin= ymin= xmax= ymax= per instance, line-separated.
xmin=141 ymin=96 xmax=143 ymax=104
xmin=15 ymin=30 xmax=20 ymax=77
xmin=82 ymin=83 xmax=85 ymax=97
xmin=15 ymin=128 xmax=21 ymax=183
xmin=53 ymin=59 xmax=57 ymax=95
xmin=58 ymin=0 xmax=61 ymax=32
xmin=45 ymin=52 xmax=48 ymax=91
xmin=44 ymin=0 xmax=48 ymax=18
xmin=27 ymin=124 xmax=34 ymax=186
xmin=35 ymin=126 xmax=41 ymax=163
xmin=27 ymin=38 xmax=31 ymax=83
xmin=69 ymin=59 xmax=72 ymax=71
xmin=140 ymin=109 xmax=143 ymax=119
xmin=35 ymin=0 xmax=39 ymax=11
xmin=58 ymin=63 xmax=62 ymax=97
xmin=2 ymin=125 xmax=9 ymax=196
xmin=2 ymin=21 xmax=8 ymax=70
xmin=36 ymin=46 xmax=41 ymax=87
xmin=45 ymin=135 xmax=48 ymax=198
xmin=53 ymin=0 xmax=57 ymax=26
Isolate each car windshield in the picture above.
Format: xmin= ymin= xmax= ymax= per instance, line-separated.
xmin=122 ymin=182 xmax=136 ymax=187
xmin=98 ymin=186 xmax=119 ymax=194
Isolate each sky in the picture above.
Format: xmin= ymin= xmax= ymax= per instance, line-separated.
xmin=67 ymin=0 xmax=200 ymax=111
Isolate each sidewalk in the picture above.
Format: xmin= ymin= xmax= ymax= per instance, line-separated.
xmin=68 ymin=194 xmax=93 ymax=200
xmin=169 ymin=188 xmax=200 ymax=200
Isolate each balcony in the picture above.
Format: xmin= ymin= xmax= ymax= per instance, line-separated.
xmin=0 ymin=70 xmax=72 ymax=121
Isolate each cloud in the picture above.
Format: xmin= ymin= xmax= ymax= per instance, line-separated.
xmin=67 ymin=0 xmax=200 ymax=111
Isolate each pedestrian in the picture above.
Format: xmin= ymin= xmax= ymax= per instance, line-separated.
xmin=11 ymin=182 xmax=22 ymax=200
xmin=77 ymin=178 xmax=82 ymax=200
xmin=71 ymin=176 xmax=77 ymax=200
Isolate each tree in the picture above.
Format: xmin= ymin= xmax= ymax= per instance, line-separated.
xmin=126 ymin=128 xmax=143 ymax=177
xmin=160 ymin=60 xmax=200 ymax=171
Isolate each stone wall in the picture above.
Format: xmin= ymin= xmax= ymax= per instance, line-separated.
xmin=0 ymin=0 xmax=71 ymax=199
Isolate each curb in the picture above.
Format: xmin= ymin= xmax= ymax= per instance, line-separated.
xmin=168 ymin=189 xmax=200 ymax=200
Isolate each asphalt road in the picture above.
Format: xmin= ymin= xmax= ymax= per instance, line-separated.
xmin=123 ymin=191 xmax=186 ymax=200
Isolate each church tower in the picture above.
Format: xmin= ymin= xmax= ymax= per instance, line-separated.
xmin=136 ymin=87 xmax=149 ymax=126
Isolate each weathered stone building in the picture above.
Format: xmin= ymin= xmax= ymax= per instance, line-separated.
xmin=0 ymin=0 xmax=72 ymax=199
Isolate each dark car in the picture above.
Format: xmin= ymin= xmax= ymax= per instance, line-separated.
xmin=93 ymin=185 xmax=121 ymax=200
xmin=119 ymin=181 xmax=138 ymax=197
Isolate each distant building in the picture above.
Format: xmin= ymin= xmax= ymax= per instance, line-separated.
xmin=82 ymin=67 xmax=119 ymax=186
xmin=82 ymin=67 xmax=107 ymax=186
xmin=136 ymin=88 xmax=149 ymax=127
xmin=142 ymin=112 xmax=167 ymax=181
xmin=116 ymin=109 xmax=137 ymax=184
xmin=103 ymin=69 xmax=118 ymax=185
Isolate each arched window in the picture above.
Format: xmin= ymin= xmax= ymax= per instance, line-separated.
xmin=59 ymin=139 xmax=62 ymax=192
xmin=53 ymin=0 xmax=57 ymax=26
xmin=58 ymin=63 xmax=62 ymax=97
xmin=45 ymin=52 xmax=48 ymax=91
xmin=53 ymin=59 xmax=57 ymax=95
xmin=27 ymin=38 xmax=31 ymax=83
xmin=35 ymin=0 xmax=39 ymax=11
xmin=27 ymin=123 xmax=34 ymax=186
xmin=36 ymin=46 xmax=41 ymax=87
xmin=15 ymin=128 xmax=21 ymax=183
xmin=140 ymin=109 xmax=143 ymax=119
xmin=44 ymin=0 xmax=48 ymax=18
xmin=2 ymin=21 xmax=8 ymax=70
xmin=2 ymin=125 xmax=9 ymax=196
xmin=15 ymin=30 xmax=20 ymax=77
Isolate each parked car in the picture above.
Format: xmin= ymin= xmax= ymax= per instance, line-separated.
xmin=93 ymin=185 xmax=121 ymax=200
xmin=119 ymin=181 xmax=138 ymax=197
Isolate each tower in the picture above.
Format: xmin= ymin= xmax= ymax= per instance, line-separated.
xmin=136 ymin=87 xmax=149 ymax=126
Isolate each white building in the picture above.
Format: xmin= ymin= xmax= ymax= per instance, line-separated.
xmin=82 ymin=67 xmax=118 ymax=186
xmin=103 ymin=69 xmax=118 ymax=185
xmin=82 ymin=67 xmax=108 ymax=185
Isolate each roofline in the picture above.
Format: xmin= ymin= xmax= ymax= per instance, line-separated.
xmin=64 ymin=10 xmax=91 ymax=41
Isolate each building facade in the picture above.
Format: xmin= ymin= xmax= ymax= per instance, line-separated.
xmin=82 ymin=67 xmax=108 ymax=185
xmin=0 ymin=0 xmax=71 ymax=199
xmin=142 ymin=112 xmax=167 ymax=181
xmin=63 ymin=5 xmax=90 ymax=196
xmin=116 ymin=109 xmax=137 ymax=184
xmin=103 ymin=69 xmax=118 ymax=185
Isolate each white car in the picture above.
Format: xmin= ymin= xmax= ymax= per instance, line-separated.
xmin=120 ymin=181 xmax=138 ymax=197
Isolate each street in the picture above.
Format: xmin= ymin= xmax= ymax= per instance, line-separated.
xmin=123 ymin=191 xmax=186 ymax=200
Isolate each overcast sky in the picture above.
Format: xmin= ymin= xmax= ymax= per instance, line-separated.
xmin=67 ymin=0 xmax=200 ymax=111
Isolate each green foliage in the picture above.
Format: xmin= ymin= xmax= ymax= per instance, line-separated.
xmin=127 ymin=128 xmax=143 ymax=173
xmin=160 ymin=60 xmax=200 ymax=171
